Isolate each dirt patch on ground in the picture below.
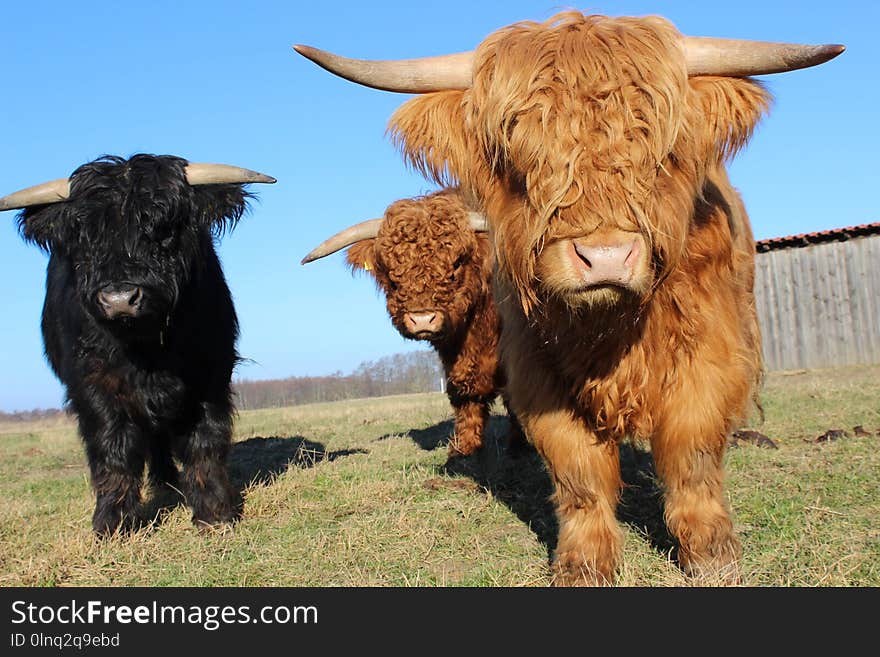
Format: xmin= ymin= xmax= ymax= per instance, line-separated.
xmin=422 ymin=477 xmax=482 ymax=493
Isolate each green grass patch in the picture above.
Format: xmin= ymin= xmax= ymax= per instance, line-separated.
xmin=0 ymin=368 xmax=877 ymax=586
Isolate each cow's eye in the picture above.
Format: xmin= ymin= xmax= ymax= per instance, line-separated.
xmin=451 ymin=255 xmax=466 ymax=280
xmin=153 ymin=226 xmax=175 ymax=248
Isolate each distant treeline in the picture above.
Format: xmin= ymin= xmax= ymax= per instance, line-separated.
xmin=1 ymin=351 xmax=443 ymax=418
xmin=0 ymin=408 xmax=66 ymax=422
xmin=233 ymin=350 xmax=444 ymax=410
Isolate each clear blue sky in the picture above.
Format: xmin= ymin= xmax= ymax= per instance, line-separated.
xmin=0 ymin=0 xmax=874 ymax=412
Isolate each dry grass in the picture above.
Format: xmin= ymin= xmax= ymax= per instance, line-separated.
xmin=0 ymin=366 xmax=877 ymax=587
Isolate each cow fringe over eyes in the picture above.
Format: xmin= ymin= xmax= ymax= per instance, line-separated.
xmin=390 ymin=13 xmax=771 ymax=315
xmin=12 ymin=154 xmax=264 ymax=536
xmin=385 ymin=12 xmax=783 ymax=584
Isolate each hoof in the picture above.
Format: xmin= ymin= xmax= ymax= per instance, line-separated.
xmin=551 ymin=552 xmax=615 ymax=587
xmin=194 ymin=519 xmax=236 ymax=537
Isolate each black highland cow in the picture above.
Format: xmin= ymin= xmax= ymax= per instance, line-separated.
xmin=0 ymin=154 xmax=274 ymax=535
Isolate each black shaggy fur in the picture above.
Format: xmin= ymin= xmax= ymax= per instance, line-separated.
xmin=18 ymin=154 xmax=253 ymax=535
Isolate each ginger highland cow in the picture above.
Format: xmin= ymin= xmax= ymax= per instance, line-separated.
xmin=303 ymin=188 xmax=524 ymax=457
xmin=295 ymin=12 xmax=843 ymax=584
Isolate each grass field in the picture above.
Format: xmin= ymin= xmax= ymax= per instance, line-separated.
xmin=1 ymin=365 xmax=877 ymax=587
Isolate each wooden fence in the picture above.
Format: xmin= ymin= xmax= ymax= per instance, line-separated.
xmin=754 ymin=231 xmax=880 ymax=371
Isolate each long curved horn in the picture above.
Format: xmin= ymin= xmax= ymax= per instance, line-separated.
xmin=294 ymin=45 xmax=474 ymax=93
xmin=293 ymin=37 xmax=843 ymax=93
xmin=0 ymin=164 xmax=275 ymax=212
xmin=301 ymin=218 xmax=384 ymax=264
xmin=683 ymin=37 xmax=845 ymax=77
xmin=468 ymin=212 xmax=488 ymax=232
xmin=185 ymin=163 xmax=276 ymax=185
xmin=0 ymin=178 xmax=70 ymax=211
xmin=301 ymin=211 xmax=489 ymax=264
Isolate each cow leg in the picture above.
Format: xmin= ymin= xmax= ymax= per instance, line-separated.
xmin=502 ymin=397 xmax=530 ymax=458
xmin=528 ymin=409 xmax=623 ymax=586
xmin=177 ymin=402 xmax=239 ymax=530
xmin=81 ymin=423 xmax=146 ymax=537
xmin=498 ymin=305 xmax=622 ymax=584
xmin=651 ymin=418 xmax=741 ymax=583
xmin=447 ymin=397 xmax=488 ymax=457
xmin=147 ymin=435 xmax=180 ymax=493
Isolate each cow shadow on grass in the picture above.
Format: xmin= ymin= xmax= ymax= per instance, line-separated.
xmin=444 ymin=416 xmax=560 ymax=550
xmin=437 ymin=419 xmax=675 ymax=561
xmin=616 ymin=444 xmax=676 ymax=557
xmin=227 ymin=436 xmax=367 ymax=490
xmin=376 ymin=418 xmax=456 ymax=451
xmin=374 ymin=414 xmax=560 ymax=545
xmin=142 ymin=436 xmax=367 ymax=527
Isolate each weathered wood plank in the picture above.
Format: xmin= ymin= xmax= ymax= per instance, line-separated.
xmin=753 ymin=234 xmax=880 ymax=371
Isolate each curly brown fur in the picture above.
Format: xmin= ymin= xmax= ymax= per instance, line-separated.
xmin=389 ymin=13 xmax=772 ymax=583
xmin=347 ymin=189 xmax=524 ymax=456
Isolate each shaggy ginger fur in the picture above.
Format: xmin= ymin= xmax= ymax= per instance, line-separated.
xmin=389 ymin=13 xmax=771 ymax=584
xmin=347 ymin=189 xmax=524 ymax=457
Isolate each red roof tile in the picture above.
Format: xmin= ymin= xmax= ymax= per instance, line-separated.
xmin=756 ymin=221 xmax=880 ymax=253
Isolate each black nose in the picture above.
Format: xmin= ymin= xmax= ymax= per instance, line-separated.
xmin=97 ymin=284 xmax=143 ymax=319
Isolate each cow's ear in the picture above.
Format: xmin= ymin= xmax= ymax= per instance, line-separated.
xmin=687 ymin=77 xmax=772 ymax=162
xmin=389 ymin=91 xmax=470 ymax=187
xmin=17 ymin=203 xmax=70 ymax=252
xmin=190 ymin=185 xmax=251 ymax=235
xmin=345 ymin=239 xmax=378 ymax=276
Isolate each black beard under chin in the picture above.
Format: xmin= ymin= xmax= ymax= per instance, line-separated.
xmin=99 ymin=313 xmax=169 ymax=346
